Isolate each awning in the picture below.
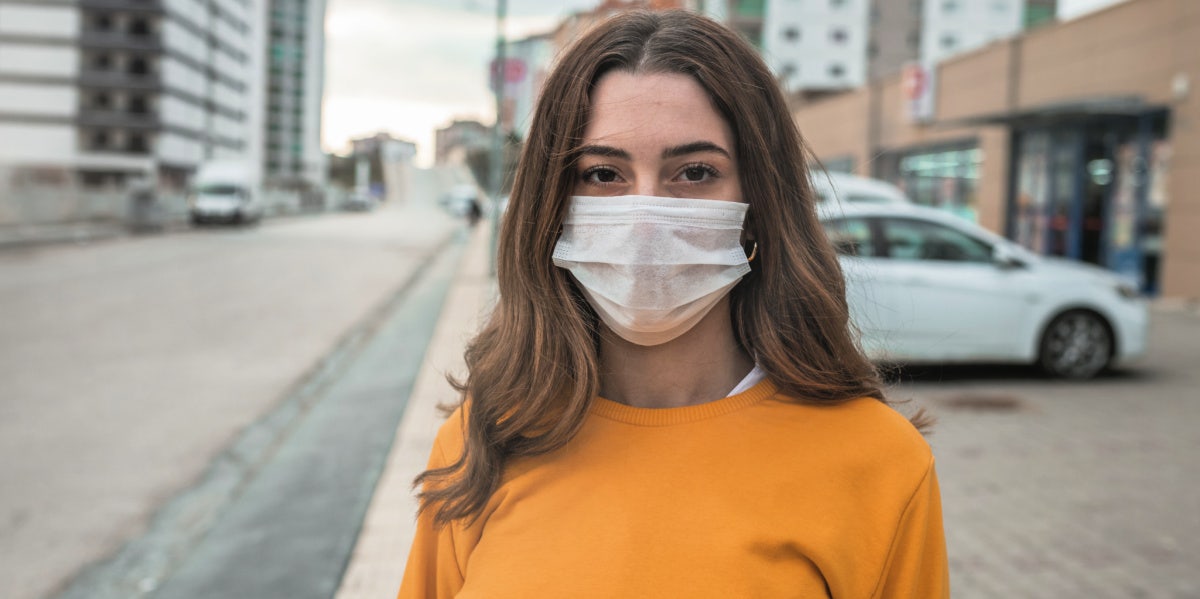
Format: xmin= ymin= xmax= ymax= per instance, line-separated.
xmin=938 ymin=95 xmax=1159 ymax=128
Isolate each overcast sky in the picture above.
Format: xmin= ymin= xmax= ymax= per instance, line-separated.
xmin=322 ymin=0 xmax=597 ymax=165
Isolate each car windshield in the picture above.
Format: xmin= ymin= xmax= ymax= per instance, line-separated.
xmin=196 ymin=184 xmax=242 ymax=195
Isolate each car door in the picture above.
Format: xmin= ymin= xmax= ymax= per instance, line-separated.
xmin=823 ymin=216 xmax=894 ymax=359
xmin=873 ymin=216 xmax=1030 ymax=362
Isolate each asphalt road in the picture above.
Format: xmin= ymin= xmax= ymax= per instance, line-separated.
xmin=0 ymin=167 xmax=471 ymax=599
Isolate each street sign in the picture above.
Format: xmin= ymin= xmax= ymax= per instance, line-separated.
xmin=489 ymin=57 xmax=527 ymax=92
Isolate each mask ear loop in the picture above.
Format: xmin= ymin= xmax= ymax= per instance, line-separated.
xmin=747 ymin=242 xmax=758 ymax=262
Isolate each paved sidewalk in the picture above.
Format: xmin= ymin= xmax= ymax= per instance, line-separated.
xmin=334 ymin=223 xmax=495 ymax=599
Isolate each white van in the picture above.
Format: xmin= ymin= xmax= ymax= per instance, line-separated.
xmin=810 ymin=172 xmax=910 ymax=205
xmin=189 ymin=161 xmax=264 ymax=225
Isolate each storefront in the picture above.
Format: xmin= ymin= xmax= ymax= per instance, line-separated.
xmin=1009 ymin=109 xmax=1170 ymax=293
xmin=876 ymin=141 xmax=983 ymax=223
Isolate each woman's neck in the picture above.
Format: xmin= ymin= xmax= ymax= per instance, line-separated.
xmin=598 ymin=298 xmax=754 ymax=409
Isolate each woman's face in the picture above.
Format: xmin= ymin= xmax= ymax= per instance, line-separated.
xmin=573 ymin=71 xmax=742 ymax=203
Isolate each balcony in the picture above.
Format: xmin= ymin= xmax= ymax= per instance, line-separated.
xmin=78 ymin=69 xmax=161 ymax=91
xmin=77 ymin=109 xmax=160 ymax=131
xmin=79 ymin=0 xmax=164 ymax=14
xmin=79 ymin=31 xmax=163 ymax=52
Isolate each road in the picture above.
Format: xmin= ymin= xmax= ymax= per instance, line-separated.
xmin=897 ymin=307 xmax=1200 ymax=598
xmin=0 ymin=167 xmax=471 ymax=599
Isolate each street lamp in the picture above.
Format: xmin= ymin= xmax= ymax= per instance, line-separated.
xmin=488 ymin=0 xmax=508 ymax=275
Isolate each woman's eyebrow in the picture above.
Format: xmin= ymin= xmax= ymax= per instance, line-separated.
xmin=576 ymin=144 xmax=631 ymax=160
xmin=662 ymin=141 xmax=731 ymax=160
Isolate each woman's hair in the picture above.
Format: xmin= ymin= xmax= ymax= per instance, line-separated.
xmin=417 ymin=9 xmax=925 ymax=526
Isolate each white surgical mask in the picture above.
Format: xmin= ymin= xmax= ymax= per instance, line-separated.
xmin=552 ymin=195 xmax=751 ymax=346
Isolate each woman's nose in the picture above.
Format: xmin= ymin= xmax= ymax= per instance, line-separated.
xmin=631 ymin=173 xmax=665 ymax=197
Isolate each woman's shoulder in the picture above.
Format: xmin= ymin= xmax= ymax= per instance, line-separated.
xmin=761 ymin=392 xmax=933 ymax=472
xmin=427 ymin=404 xmax=468 ymax=468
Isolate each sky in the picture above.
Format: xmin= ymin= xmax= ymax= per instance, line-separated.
xmin=322 ymin=0 xmax=598 ymax=166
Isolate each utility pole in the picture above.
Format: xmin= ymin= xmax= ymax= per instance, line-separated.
xmin=488 ymin=0 xmax=508 ymax=274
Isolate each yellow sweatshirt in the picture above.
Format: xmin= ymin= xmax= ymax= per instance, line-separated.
xmin=398 ymin=379 xmax=949 ymax=598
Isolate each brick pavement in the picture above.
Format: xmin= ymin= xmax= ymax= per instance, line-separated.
xmin=902 ymin=309 xmax=1200 ymax=598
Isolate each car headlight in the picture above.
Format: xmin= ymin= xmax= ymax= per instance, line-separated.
xmin=1115 ymin=282 xmax=1140 ymax=300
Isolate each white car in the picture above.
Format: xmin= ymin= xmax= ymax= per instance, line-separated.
xmin=812 ymin=172 xmax=910 ymax=205
xmin=189 ymin=183 xmax=263 ymax=225
xmin=818 ymin=203 xmax=1148 ymax=379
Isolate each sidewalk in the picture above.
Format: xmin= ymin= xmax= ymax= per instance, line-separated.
xmin=334 ymin=222 xmax=496 ymax=599
xmin=0 ymin=221 xmax=128 ymax=250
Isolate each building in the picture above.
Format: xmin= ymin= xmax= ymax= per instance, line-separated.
xmin=920 ymin=1 xmax=1048 ymax=69
xmin=263 ymin=0 xmax=327 ymax=190
xmin=344 ymin=132 xmax=415 ymax=204
xmin=0 ymin=0 xmax=267 ymax=196
xmin=434 ymin=119 xmax=490 ymax=165
xmin=708 ymin=1 xmax=1058 ymax=96
xmin=761 ymin=0 xmax=870 ymax=92
xmin=791 ymin=0 xmax=1197 ymax=299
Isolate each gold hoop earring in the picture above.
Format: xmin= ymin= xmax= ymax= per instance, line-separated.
xmin=747 ymin=242 xmax=758 ymax=262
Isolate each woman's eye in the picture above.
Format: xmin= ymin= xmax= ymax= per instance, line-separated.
xmin=583 ymin=168 xmax=620 ymax=184
xmin=680 ymin=165 xmax=716 ymax=183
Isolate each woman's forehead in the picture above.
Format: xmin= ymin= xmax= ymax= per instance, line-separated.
xmin=582 ymin=71 xmax=733 ymax=152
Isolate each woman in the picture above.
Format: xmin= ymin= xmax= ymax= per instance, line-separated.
xmin=399 ymin=10 xmax=948 ymax=598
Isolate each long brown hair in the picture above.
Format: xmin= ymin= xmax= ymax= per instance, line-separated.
xmin=417 ymin=9 xmax=921 ymax=526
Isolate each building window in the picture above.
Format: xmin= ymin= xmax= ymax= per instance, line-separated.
xmin=128 ymin=134 xmax=148 ymax=153
xmin=128 ymin=96 xmax=149 ymax=114
xmin=129 ymin=18 xmax=150 ymax=36
xmin=93 ymin=14 xmax=113 ymax=31
xmin=91 ymin=131 xmax=110 ymax=150
xmin=129 ymin=57 xmax=150 ymax=75
xmin=942 ymin=0 xmax=958 ymax=12
xmin=829 ymin=63 xmax=845 ymax=78
xmin=92 ymin=92 xmax=111 ymax=109
xmin=992 ymin=0 xmax=1008 ymax=11
xmin=830 ymin=0 xmax=847 ymax=7
xmin=941 ymin=34 xmax=957 ymax=49
xmin=831 ymin=28 xmax=848 ymax=44
xmin=783 ymin=27 xmax=800 ymax=42
xmin=92 ymin=54 xmax=112 ymax=70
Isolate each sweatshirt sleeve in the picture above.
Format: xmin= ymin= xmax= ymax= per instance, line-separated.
xmin=870 ymin=458 xmax=950 ymax=599
xmin=396 ymin=436 xmax=465 ymax=599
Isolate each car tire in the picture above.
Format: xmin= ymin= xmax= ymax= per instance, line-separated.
xmin=1037 ymin=309 xmax=1113 ymax=379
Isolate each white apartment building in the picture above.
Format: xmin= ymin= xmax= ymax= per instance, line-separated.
xmin=921 ymin=0 xmax=1025 ymax=68
xmin=762 ymin=0 xmax=871 ymax=92
xmin=263 ymin=0 xmax=326 ymax=190
xmin=743 ymin=0 xmax=1055 ymax=95
xmin=0 ymin=0 xmax=267 ymax=193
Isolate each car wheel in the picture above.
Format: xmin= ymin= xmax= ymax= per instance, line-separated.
xmin=1038 ymin=310 xmax=1113 ymax=379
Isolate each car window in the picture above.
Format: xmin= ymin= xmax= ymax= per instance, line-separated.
xmin=845 ymin=193 xmax=893 ymax=204
xmin=823 ymin=217 xmax=875 ymax=257
xmin=882 ymin=217 xmax=991 ymax=263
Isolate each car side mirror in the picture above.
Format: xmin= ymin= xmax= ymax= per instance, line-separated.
xmin=992 ymin=244 xmax=1025 ymax=269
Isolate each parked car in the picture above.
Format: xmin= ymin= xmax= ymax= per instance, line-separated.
xmin=811 ymin=172 xmax=910 ymax=205
xmin=440 ymin=184 xmax=483 ymax=217
xmin=343 ymin=190 xmax=377 ymax=211
xmin=818 ymin=202 xmax=1148 ymax=378
xmin=188 ymin=161 xmax=263 ymax=225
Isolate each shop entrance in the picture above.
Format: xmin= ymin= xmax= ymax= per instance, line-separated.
xmin=1009 ymin=110 xmax=1169 ymax=294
